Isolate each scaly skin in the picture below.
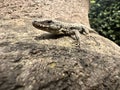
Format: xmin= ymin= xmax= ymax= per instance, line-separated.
xmin=32 ymin=18 xmax=97 ymax=46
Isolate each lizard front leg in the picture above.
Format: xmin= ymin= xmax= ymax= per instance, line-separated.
xmin=73 ymin=30 xmax=81 ymax=47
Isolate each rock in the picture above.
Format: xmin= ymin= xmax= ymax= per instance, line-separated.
xmin=0 ymin=0 xmax=120 ymax=90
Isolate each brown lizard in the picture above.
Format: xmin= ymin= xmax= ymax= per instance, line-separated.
xmin=32 ymin=18 xmax=98 ymax=46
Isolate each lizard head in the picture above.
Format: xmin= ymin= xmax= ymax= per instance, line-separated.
xmin=32 ymin=19 xmax=62 ymax=34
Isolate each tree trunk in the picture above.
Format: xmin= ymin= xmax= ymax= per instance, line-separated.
xmin=0 ymin=0 xmax=120 ymax=90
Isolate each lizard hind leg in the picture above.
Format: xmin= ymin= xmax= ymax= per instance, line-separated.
xmin=82 ymin=27 xmax=89 ymax=35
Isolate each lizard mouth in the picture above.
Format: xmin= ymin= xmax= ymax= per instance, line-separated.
xmin=32 ymin=20 xmax=61 ymax=34
xmin=32 ymin=21 xmax=49 ymax=29
xmin=32 ymin=20 xmax=60 ymax=29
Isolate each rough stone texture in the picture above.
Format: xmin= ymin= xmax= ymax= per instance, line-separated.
xmin=0 ymin=0 xmax=120 ymax=90
xmin=0 ymin=0 xmax=90 ymax=26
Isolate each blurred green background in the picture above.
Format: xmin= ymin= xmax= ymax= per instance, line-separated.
xmin=89 ymin=0 xmax=120 ymax=45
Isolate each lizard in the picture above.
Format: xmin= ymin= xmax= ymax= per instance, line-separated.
xmin=32 ymin=18 xmax=98 ymax=46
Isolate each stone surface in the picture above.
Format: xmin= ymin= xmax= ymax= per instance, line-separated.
xmin=0 ymin=0 xmax=90 ymax=26
xmin=0 ymin=0 xmax=120 ymax=90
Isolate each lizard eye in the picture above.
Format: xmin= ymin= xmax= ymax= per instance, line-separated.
xmin=46 ymin=20 xmax=53 ymax=24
